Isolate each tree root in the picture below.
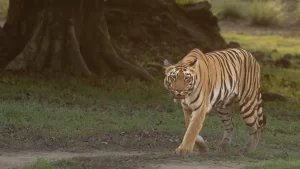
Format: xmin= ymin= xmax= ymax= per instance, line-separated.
xmin=67 ymin=19 xmax=93 ymax=76
xmin=96 ymin=13 xmax=154 ymax=82
xmin=5 ymin=11 xmax=45 ymax=71
xmin=34 ymin=23 xmax=50 ymax=71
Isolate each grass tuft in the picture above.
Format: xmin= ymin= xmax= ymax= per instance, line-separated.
xmin=22 ymin=159 xmax=60 ymax=169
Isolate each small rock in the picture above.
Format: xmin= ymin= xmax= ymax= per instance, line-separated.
xmin=142 ymin=130 xmax=150 ymax=137
xmin=174 ymin=139 xmax=180 ymax=143
xmin=262 ymin=92 xmax=287 ymax=102
xmin=252 ymin=51 xmax=265 ymax=60
xmin=101 ymin=141 xmax=109 ymax=145
xmin=252 ymin=51 xmax=274 ymax=67
xmin=226 ymin=41 xmax=240 ymax=48
xmin=283 ymin=53 xmax=293 ymax=60
xmin=275 ymin=58 xmax=291 ymax=68
xmin=295 ymin=54 xmax=300 ymax=59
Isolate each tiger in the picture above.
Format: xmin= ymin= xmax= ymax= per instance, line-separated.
xmin=163 ymin=48 xmax=266 ymax=155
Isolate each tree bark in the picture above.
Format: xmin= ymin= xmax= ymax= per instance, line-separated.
xmin=0 ymin=0 xmax=154 ymax=81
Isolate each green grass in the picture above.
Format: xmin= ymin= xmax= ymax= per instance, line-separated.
xmin=22 ymin=160 xmax=60 ymax=169
xmin=245 ymin=159 xmax=300 ymax=169
xmin=222 ymin=33 xmax=300 ymax=59
xmin=0 ymin=74 xmax=185 ymax=136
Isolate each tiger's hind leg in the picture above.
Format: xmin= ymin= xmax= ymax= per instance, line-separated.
xmin=216 ymin=94 xmax=236 ymax=152
xmin=239 ymin=93 xmax=262 ymax=153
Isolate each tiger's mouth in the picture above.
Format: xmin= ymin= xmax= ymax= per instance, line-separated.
xmin=173 ymin=94 xmax=185 ymax=99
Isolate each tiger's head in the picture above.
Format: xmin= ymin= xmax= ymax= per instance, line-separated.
xmin=163 ymin=59 xmax=198 ymax=102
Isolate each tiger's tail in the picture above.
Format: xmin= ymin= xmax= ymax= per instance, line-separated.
xmin=257 ymin=91 xmax=266 ymax=131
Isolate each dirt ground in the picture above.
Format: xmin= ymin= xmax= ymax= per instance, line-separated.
xmin=0 ymin=123 xmax=247 ymax=169
xmin=0 ymin=150 xmax=245 ymax=169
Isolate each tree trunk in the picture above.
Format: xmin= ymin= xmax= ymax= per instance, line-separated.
xmin=0 ymin=0 xmax=154 ymax=81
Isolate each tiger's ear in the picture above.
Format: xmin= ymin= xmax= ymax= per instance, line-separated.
xmin=163 ymin=59 xmax=172 ymax=68
xmin=189 ymin=58 xmax=197 ymax=67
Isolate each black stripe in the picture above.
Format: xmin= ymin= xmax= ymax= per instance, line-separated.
xmin=193 ymin=101 xmax=203 ymax=111
xmin=240 ymin=53 xmax=248 ymax=98
xmin=216 ymin=55 xmax=227 ymax=99
xmin=242 ymin=109 xmax=255 ymax=119
xmin=224 ymin=122 xmax=232 ymax=127
xmin=240 ymin=92 xmax=256 ymax=113
xmin=219 ymin=51 xmax=235 ymax=88
xmin=218 ymin=54 xmax=233 ymax=89
xmin=230 ymin=50 xmax=244 ymax=89
xmin=217 ymin=111 xmax=228 ymax=115
xmin=250 ymin=130 xmax=258 ymax=135
xmin=191 ymin=92 xmax=200 ymax=104
xmin=215 ymin=90 xmax=222 ymax=104
xmin=225 ymin=128 xmax=233 ymax=131
xmin=221 ymin=119 xmax=230 ymax=122
xmin=227 ymin=51 xmax=239 ymax=90
xmin=239 ymin=97 xmax=249 ymax=109
xmin=242 ymin=57 xmax=255 ymax=100
xmin=241 ymin=101 xmax=254 ymax=115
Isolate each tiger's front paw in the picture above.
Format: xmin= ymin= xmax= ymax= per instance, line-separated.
xmin=175 ymin=145 xmax=193 ymax=155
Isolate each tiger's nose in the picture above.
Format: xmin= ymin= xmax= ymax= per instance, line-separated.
xmin=175 ymin=90 xmax=184 ymax=95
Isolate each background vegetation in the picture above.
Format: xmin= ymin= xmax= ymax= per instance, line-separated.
xmin=197 ymin=0 xmax=300 ymax=26
xmin=1 ymin=0 xmax=300 ymax=169
xmin=0 ymin=0 xmax=7 ymax=15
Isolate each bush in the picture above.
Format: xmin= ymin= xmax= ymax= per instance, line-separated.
xmin=294 ymin=3 xmax=300 ymax=25
xmin=248 ymin=0 xmax=285 ymax=26
xmin=210 ymin=0 xmax=246 ymax=20
xmin=219 ymin=0 xmax=246 ymax=19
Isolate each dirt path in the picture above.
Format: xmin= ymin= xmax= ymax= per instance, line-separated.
xmin=0 ymin=150 xmax=244 ymax=169
xmin=0 ymin=150 xmax=146 ymax=169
